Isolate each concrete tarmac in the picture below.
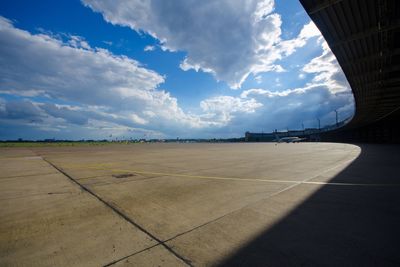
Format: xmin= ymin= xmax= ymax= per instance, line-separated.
xmin=0 ymin=143 xmax=399 ymax=266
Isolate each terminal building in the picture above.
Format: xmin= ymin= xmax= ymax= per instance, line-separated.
xmin=245 ymin=129 xmax=321 ymax=142
xmin=245 ymin=118 xmax=350 ymax=142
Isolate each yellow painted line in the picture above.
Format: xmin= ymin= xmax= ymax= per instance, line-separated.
xmin=0 ymin=156 xmax=42 ymax=160
xmin=79 ymin=167 xmax=400 ymax=187
xmin=108 ymin=168 xmax=296 ymax=184
xmin=58 ymin=157 xmax=400 ymax=187
xmin=299 ymin=181 xmax=400 ymax=187
xmin=87 ymin=156 xmax=355 ymax=185
xmin=60 ymin=162 xmax=118 ymax=169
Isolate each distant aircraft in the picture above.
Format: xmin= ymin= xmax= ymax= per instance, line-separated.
xmin=274 ymin=134 xmax=307 ymax=143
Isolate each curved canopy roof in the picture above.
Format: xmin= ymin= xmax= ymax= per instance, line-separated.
xmin=300 ymin=0 xmax=400 ymax=129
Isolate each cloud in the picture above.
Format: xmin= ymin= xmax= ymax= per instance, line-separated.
xmin=302 ymin=41 xmax=349 ymax=93
xmin=0 ymin=99 xmax=44 ymax=121
xmin=40 ymin=103 xmax=89 ymax=125
xmin=0 ymin=14 xmax=353 ymax=139
xmin=240 ymin=87 xmax=306 ymax=98
xmin=237 ymin=85 xmax=354 ymax=132
xmin=144 ymin=45 xmax=155 ymax=52
xmin=0 ymin=17 xmax=164 ymax=107
xmin=254 ymin=75 xmax=263 ymax=84
xmin=200 ymin=96 xmax=263 ymax=125
xmin=196 ymin=38 xmax=354 ymax=134
xmin=200 ymin=85 xmax=353 ymax=136
xmin=0 ymin=16 xmax=212 ymax=137
xmin=277 ymin=22 xmax=321 ymax=57
xmin=82 ymin=0 xmax=320 ymax=89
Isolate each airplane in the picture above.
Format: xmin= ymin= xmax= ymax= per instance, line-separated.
xmin=274 ymin=134 xmax=307 ymax=143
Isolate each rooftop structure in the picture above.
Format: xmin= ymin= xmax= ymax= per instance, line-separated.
xmin=300 ymin=0 xmax=400 ymax=142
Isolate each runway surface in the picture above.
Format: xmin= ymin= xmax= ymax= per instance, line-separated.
xmin=1 ymin=143 xmax=399 ymax=266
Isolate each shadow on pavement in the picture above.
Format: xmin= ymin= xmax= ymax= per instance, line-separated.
xmin=219 ymin=144 xmax=400 ymax=266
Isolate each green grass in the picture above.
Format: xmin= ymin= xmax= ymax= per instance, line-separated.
xmin=0 ymin=141 xmax=135 ymax=148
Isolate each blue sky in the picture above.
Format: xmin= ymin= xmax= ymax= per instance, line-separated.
xmin=0 ymin=0 xmax=354 ymax=140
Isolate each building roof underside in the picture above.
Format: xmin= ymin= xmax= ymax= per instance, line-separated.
xmin=300 ymin=0 xmax=400 ymax=129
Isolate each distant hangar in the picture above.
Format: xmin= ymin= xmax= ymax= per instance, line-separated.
xmin=300 ymin=0 xmax=400 ymax=143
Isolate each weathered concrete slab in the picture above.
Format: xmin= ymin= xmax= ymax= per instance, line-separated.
xmin=0 ymin=151 xmax=159 ymax=267
xmin=113 ymin=245 xmax=187 ymax=267
xmin=89 ymin=176 xmax=293 ymax=240
xmin=1 ymin=143 xmax=399 ymax=266
xmin=0 ymin=154 xmax=57 ymax=178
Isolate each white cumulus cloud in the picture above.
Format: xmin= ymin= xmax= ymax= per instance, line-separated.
xmin=0 ymin=13 xmax=353 ymax=139
xmin=144 ymin=45 xmax=155 ymax=52
xmin=302 ymin=41 xmax=349 ymax=93
xmin=82 ymin=0 xmax=321 ymax=89
xmin=197 ymin=38 xmax=354 ymax=135
xmin=0 ymin=16 xmax=213 ymax=137
xmin=200 ymin=96 xmax=263 ymax=125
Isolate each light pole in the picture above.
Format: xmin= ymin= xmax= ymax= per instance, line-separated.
xmin=335 ymin=109 xmax=338 ymax=127
xmin=317 ymin=118 xmax=321 ymax=142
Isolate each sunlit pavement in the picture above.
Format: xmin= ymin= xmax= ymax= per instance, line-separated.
xmin=1 ymin=143 xmax=399 ymax=266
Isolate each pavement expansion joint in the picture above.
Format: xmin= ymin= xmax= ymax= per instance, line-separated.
xmin=162 ymin=157 xmax=362 ymax=244
xmin=27 ymin=147 xmax=361 ymax=266
xmin=161 ymin=181 xmax=302 ymax=246
xmin=102 ymin=243 xmax=161 ymax=267
xmin=40 ymin=156 xmax=193 ymax=267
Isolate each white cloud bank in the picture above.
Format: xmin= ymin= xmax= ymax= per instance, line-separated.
xmin=0 ymin=16 xmax=214 ymax=138
xmin=203 ymin=39 xmax=355 ymax=133
xmin=0 ymin=12 xmax=353 ymax=139
xmin=82 ymin=0 xmax=321 ymax=89
xmin=0 ymin=17 xmax=163 ymax=104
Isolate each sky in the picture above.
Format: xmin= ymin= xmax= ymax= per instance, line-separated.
xmin=0 ymin=0 xmax=355 ymax=140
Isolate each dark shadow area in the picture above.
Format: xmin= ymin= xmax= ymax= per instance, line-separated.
xmin=219 ymin=144 xmax=400 ymax=266
xmin=321 ymin=109 xmax=400 ymax=144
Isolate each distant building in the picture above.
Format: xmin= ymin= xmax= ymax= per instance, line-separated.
xmin=245 ymin=132 xmax=276 ymax=142
xmin=245 ymin=128 xmax=323 ymax=142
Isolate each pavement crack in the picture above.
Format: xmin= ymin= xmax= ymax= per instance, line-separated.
xmin=42 ymin=157 xmax=193 ymax=267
